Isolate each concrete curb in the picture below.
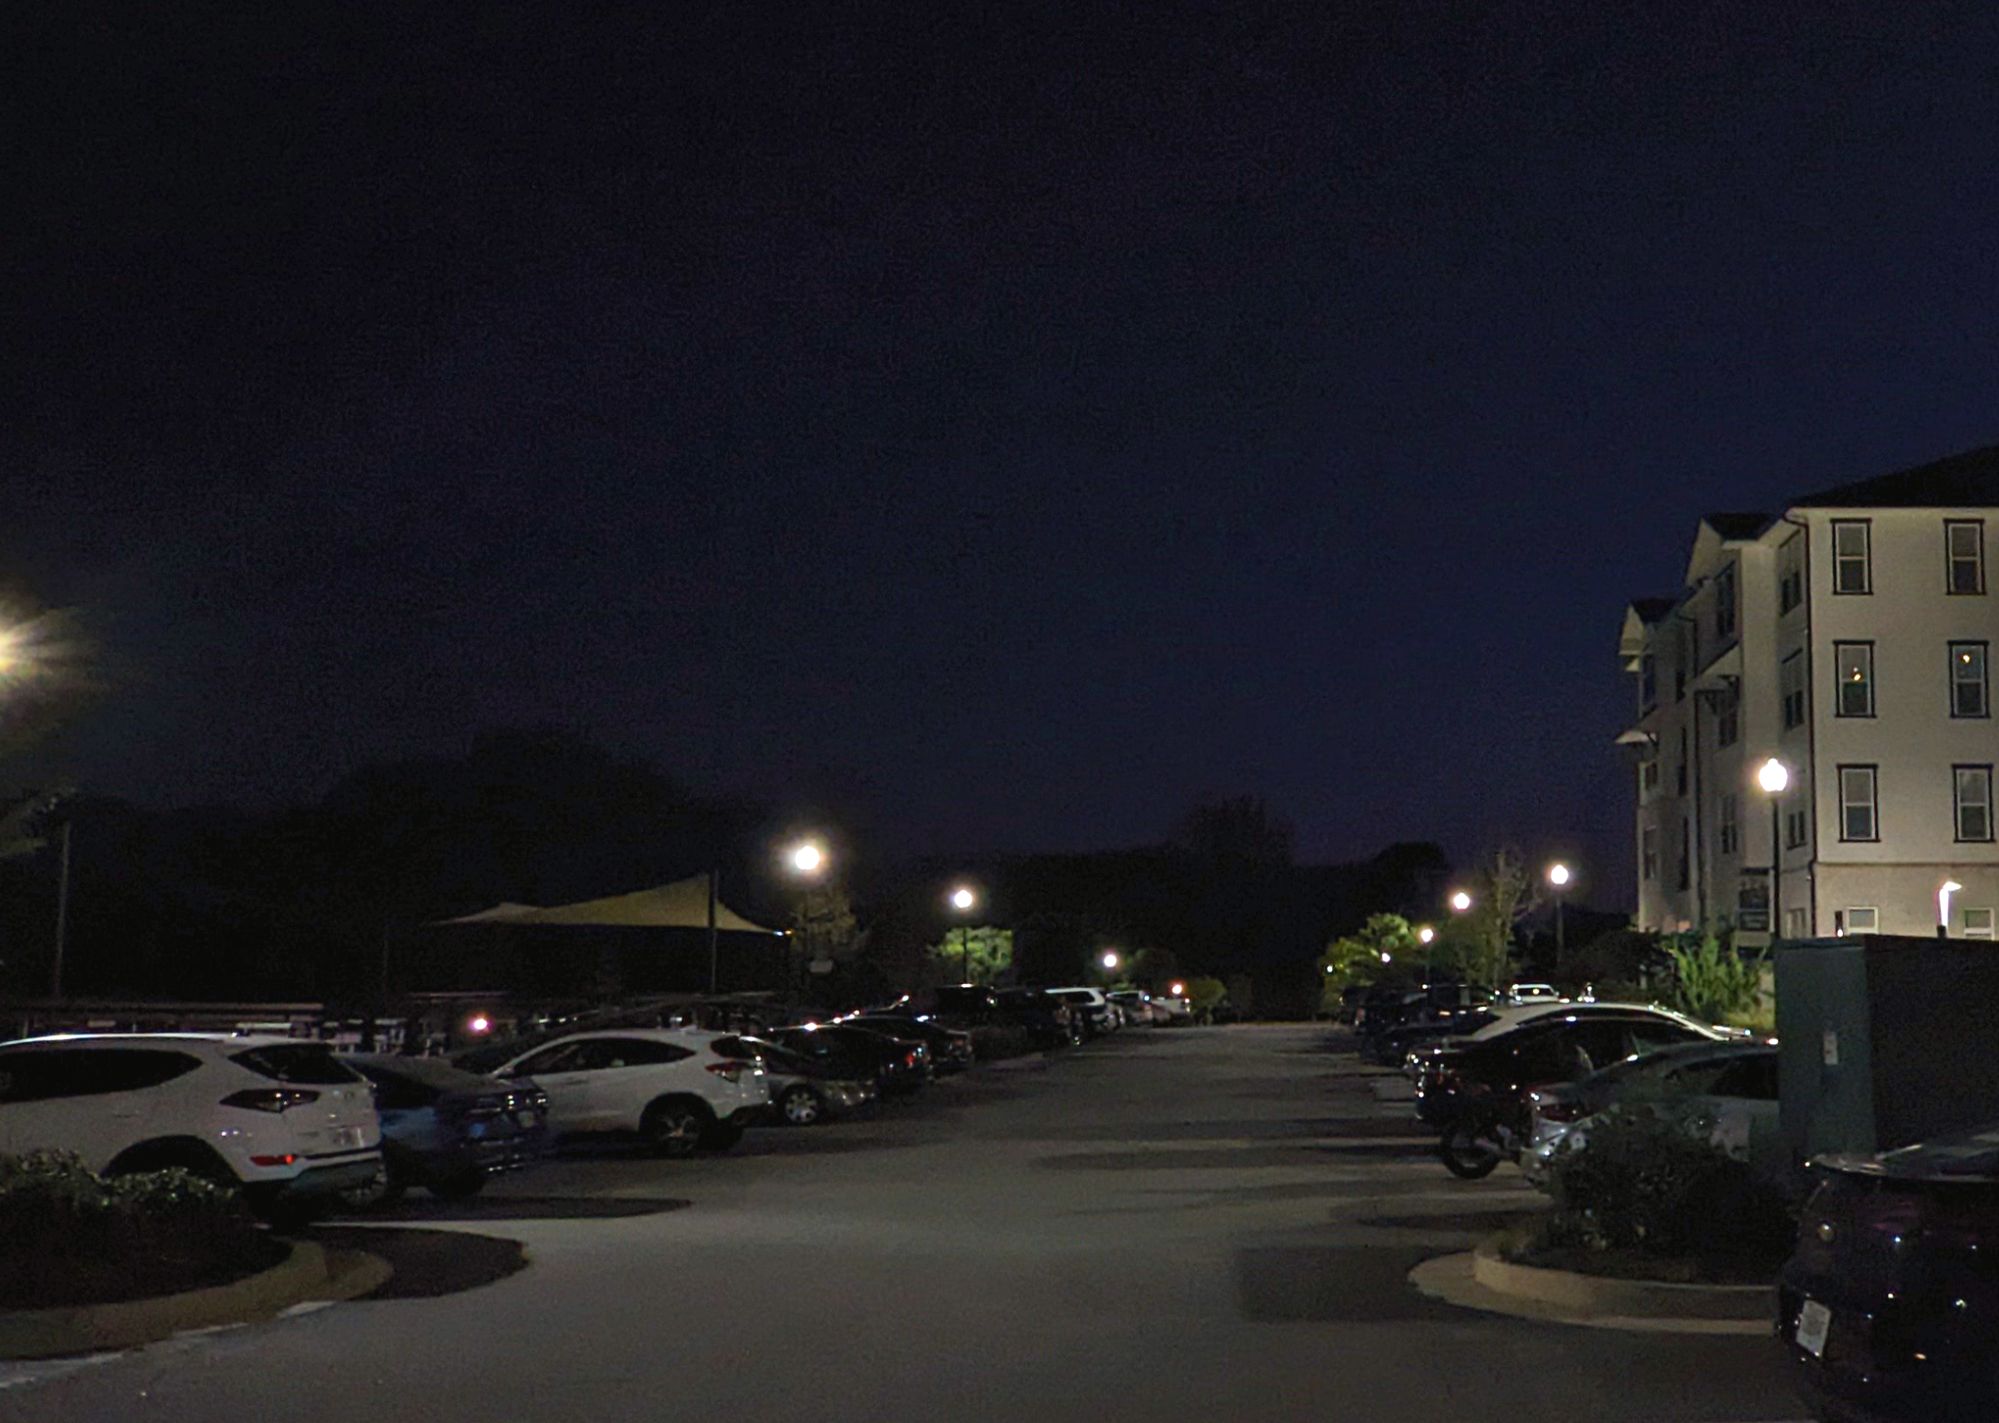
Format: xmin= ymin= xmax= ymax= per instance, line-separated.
xmin=1406 ymin=1236 xmax=1772 ymax=1336
xmin=0 ymin=1239 xmax=393 ymax=1360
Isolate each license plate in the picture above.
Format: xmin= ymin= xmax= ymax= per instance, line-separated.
xmin=1796 ymin=1299 xmax=1832 ymax=1357
xmin=330 ymin=1125 xmax=365 ymax=1150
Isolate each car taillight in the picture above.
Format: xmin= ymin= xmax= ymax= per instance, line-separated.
xmin=222 ymin=1088 xmax=321 ymax=1113
xmin=249 ymin=1153 xmax=299 ymax=1167
xmin=904 ymin=1050 xmax=919 ymax=1068
xmin=706 ymin=1061 xmax=744 ymax=1083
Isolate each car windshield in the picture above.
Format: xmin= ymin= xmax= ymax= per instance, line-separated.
xmin=231 ymin=1044 xmax=362 ymax=1084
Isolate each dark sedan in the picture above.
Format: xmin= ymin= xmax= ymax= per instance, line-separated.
xmin=771 ymin=1024 xmax=930 ymax=1095
xmin=1414 ymin=1009 xmax=1723 ymax=1127
xmin=346 ymin=1054 xmax=549 ymax=1203
xmin=839 ymin=1012 xmax=975 ymax=1072
xmin=1780 ymin=1125 xmax=1999 ymax=1422
xmin=725 ymin=1037 xmax=877 ymax=1126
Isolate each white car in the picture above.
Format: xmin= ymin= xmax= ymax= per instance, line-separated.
xmin=0 ymin=1033 xmax=383 ymax=1215
xmin=1502 ymin=983 xmax=1566 ymax=1005
xmin=492 ymin=1029 xmax=768 ymax=1155
xmin=1047 ymin=987 xmax=1118 ymax=1033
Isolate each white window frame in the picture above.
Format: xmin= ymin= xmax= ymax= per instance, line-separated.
xmin=1785 ymin=907 xmax=1809 ymax=939
xmin=1834 ymin=642 xmax=1874 ymax=718
xmin=1832 ymin=519 xmax=1872 ymax=595
xmin=1951 ymin=642 xmax=1989 ymax=719
xmin=1965 ymin=907 xmax=1995 ymax=941
xmin=1956 ymin=764 xmax=1994 ymax=843
xmin=1946 ymin=519 xmax=1986 ymax=596
xmin=1844 ymin=907 xmax=1879 ymax=936
xmin=1839 ymin=765 xmax=1879 ymax=842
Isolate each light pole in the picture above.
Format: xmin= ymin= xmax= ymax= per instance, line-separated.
xmin=1546 ymin=862 xmax=1572 ymax=965
xmin=949 ymin=885 xmax=978 ymax=983
xmin=785 ymin=840 xmax=829 ymax=998
xmin=1757 ymin=758 xmax=1789 ymax=943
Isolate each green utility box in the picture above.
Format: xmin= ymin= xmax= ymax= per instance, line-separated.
xmin=1775 ymin=934 xmax=1999 ymax=1164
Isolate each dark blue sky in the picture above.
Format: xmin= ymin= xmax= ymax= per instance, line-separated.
xmin=9 ymin=3 xmax=1999 ymax=901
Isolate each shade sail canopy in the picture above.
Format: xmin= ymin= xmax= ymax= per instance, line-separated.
xmin=432 ymin=876 xmax=778 ymax=934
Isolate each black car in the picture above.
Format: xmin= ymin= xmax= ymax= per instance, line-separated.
xmin=840 ymin=1013 xmax=976 ymax=1072
xmin=770 ymin=1024 xmax=930 ymax=1095
xmin=346 ymin=1054 xmax=550 ymax=1203
xmin=1414 ymin=1009 xmax=1723 ymax=1127
xmin=1780 ymin=1124 xmax=1999 ymax=1422
xmin=725 ymin=1037 xmax=879 ymax=1126
xmin=994 ymin=987 xmax=1079 ymax=1049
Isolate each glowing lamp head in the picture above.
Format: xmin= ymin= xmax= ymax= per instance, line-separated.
xmin=1942 ymin=879 xmax=1965 ymax=928
xmin=1547 ymin=863 xmax=1572 ymax=889
xmin=1379 ymin=951 xmax=1393 ymax=963
xmin=1417 ymin=926 xmax=1435 ymax=945
xmin=467 ymin=1014 xmax=492 ymax=1035
xmin=1756 ymin=758 xmax=1790 ymax=796
xmin=1100 ymin=951 xmax=1120 ymax=971
xmin=950 ymin=886 xmax=976 ymax=912
xmin=1450 ymin=891 xmax=1473 ymax=913
xmin=1169 ymin=981 xmax=1185 ymax=997
xmin=789 ymin=841 xmax=826 ymax=875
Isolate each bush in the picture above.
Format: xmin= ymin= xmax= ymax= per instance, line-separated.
xmin=1662 ymin=931 xmax=1765 ymax=1024
xmin=1537 ymin=1105 xmax=1792 ymax=1269
xmin=0 ymin=1151 xmax=280 ymax=1309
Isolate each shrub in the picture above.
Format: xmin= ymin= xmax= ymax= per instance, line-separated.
xmin=0 ymin=1151 xmax=278 ymax=1309
xmin=1539 ymin=1105 xmax=1792 ymax=1265
xmin=1662 ymin=931 xmax=1765 ymax=1024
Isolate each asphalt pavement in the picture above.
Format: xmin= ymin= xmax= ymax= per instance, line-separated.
xmin=1 ymin=1025 xmax=1805 ymax=1422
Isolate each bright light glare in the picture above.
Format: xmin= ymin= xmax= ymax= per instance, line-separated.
xmin=0 ymin=625 xmax=19 ymax=676
xmin=1450 ymin=891 xmax=1473 ymax=913
xmin=1942 ymin=880 xmax=1964 ymax=928
xmin=1756 ymin=758 xmax=1790 ymax=795
xmin=949 ymin=886 xmax=976 ymax=911
xmin=1100 ymin=951 xmax=1120 ymax=971
xmin=468 ymin=1014 xmax=492 ymax=1035
xmin=789 ymin=841 xmax=826 ymax=875
xmin=1547 ymin=863 xmax=1572 ymax=889
xmin=1417 ymin=926 xmax=1435 ymax=945
xmin=1379 ymin=951 xmax=1393 ymax=963
xmin=1169 ymin=980 xmax=1185 ymax=997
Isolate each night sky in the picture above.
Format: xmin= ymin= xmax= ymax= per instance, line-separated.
xmin=9 ymin=4 xmax=1999 ymax=900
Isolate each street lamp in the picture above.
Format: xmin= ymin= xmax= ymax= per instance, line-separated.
xmin=0 ymin=624 xmax=21 ymax=677
xmin=1546 ymin=862 xmax=1572 ymax=964
xmin=785 ymin=840 xmax=831 ymax=997
xmin=948 ymin=885 xmax=978 ymax=983
xmin=1941 ymin=880 xmax=1964 ymax=938
xmin=1100 ymin=950 xmax=1121 ymax=973
xmin=1449 ymin=890 xmax=1473 ymax=913
xmin=1757 ymin=758 xmax=1789 ymax=942
xmin=1169 ymin=980 xmax=1185 ymax=997
xmin=1416 ymin=925 xmax=1435 ymax=946
xmin=789 ymin=841 xmax=827 ymax=876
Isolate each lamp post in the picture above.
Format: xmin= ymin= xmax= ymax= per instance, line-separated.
xmin=949 ymin=885 xmax=978 ymax=983
xmin=1757 ymin=758 xmax=1789 ymax=943
xmin=1546 ymin=862 xmax=1572 ymax=964
xmin=785 ymin=840 xmax=829 ymax=997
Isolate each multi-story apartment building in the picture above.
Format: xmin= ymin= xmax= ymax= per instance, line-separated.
xmin=1619 ymin=446 xmax=1999 ymax=943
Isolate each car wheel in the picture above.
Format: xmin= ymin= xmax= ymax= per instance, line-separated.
xmin=780 ymin=1085 xmax=824 ymax=1126
xmin=641 ymin=1098 xmax=710 ymax=1158
xmin=337 ymin=1170 xmax=405 ymax=1213
xmin=427 ymin=1168 xmax=486 ymax=1202
xmin=1438 ymin=1122 xmax=1502 ymax=1180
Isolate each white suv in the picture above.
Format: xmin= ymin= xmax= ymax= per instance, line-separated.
xmin=0 ymin=1034 xmax=383 ymax=1215
xmin=492 ymin=1029 xmax=768 ymax=1155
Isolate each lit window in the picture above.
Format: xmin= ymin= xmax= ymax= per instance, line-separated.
xmin=1781 ymin=653 xmax=1807 ymax=730
xmin=1844 ymin=907 xmax=1879 ymax=935
xmin=1834 ymin=642 xmax=1874 ymax=718
xmin=1946 ymin=520 xmax=1986 ymax=595
xmin=1714 ymin=563 xmax=1737 ymax=640
xmin=1965 ymin=908 xmax=1996 ymax=941
xmin=1956 ymin=765 xmax=1994 ymax=843
xmin=1951 ymin=643 xmax=1989 ymax=719
xmin=1839 ymin=765 xmax=1878 ymax=842
xmin=1778 ymin=536 xmax=1805 ymax=613
xmin=1832 ymin=520 xmax=1872 ymax=594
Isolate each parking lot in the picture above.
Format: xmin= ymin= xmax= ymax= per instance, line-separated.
xmin=1 ymin=1025 xmax=1801 ymax=1422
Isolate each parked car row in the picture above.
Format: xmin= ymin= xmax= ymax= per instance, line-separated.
xmin=0 ymin=981 xmax=1188 ymax=1223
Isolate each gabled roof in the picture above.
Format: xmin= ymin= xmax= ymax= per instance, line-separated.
xmin=1629 ymin=597 xmax=1678 ymax=624
xmin=1619 ymin=598 xmax=1680 ymax=666
xmin=1795 ymin=444 xmax=1999 ymax=510
xmin=1703 ymin=511 xmax=1770 ymax=540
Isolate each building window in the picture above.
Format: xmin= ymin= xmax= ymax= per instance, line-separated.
xmin=1674 ymin=660 xmax=1687 ymax=703
xmin=1778 ymin=535 xmax=1805 ymax=613
xmin=1951 ymin=642 xmax=1989 ymax=718
xmin=1714 ymin=563 xmax=1737 ymax=640
xmin=1676 ymin=819 xmax=1690 ymax=892
xmin=1786 ymin=806 xmax=1809 ymax=849
xmin=1781 ymin=652 xmax=1807 ymax=730
xmin=1716 ymin=689 xmax=1739 ymax=747
xmin=1719 ymin=793 xmax=1739 ymax=855
xmin=1640 ymin=654 xmax=1657 ymax=711
xmin=1785 ymin=907 xmax=1809 ymax=939
xmin=1946 ymin=519 xmax=1986 ymax=595
xmin=1965 ymin=908 xmax=1996 ymax=941
xmin=1956 ymin=764 xmax=1994 ymax=843
xmin=1844 ymin=907 xmax=1879 ymax=936
xmin=1641 ymin=758 xmax=1660 ymax=793
xmin=1641 ymin=824 xmax=1658 ymax=882
xmin=1832 ymin=520 xmax=1872 ymax=594
xmin=1839 ymin=764 xmax=1878 ymax=841
xmin=1676 ymin=727 xmax=1688 ymax=796
xmin=1834 ymin=642 xmax=1875 ymax=718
